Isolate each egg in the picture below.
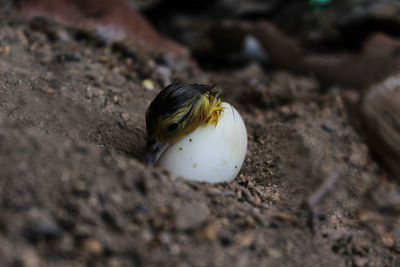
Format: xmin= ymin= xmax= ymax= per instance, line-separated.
xmin=156 ymin=102 xmax=247 ymax=183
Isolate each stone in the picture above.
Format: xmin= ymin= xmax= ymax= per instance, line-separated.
xmin=174 ymin=202 xmax=209 ymax=231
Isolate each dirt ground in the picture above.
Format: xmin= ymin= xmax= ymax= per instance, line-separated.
xmin=0 ymin=9 xmax=399 ymax=267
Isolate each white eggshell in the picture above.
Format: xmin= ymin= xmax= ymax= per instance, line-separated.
xmin=156 ymin=102 xmax=247 ymax=183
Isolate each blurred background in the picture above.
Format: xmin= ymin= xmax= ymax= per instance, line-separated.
xmin=8 ymin=0 xmax=400 ymax=81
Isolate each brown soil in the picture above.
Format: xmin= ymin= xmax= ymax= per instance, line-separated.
xmin=0 ymin=10 xmax=399 ymax=267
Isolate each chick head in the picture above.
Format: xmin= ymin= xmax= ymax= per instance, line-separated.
xmin=144 ymin=83 xmax=224 ymax=164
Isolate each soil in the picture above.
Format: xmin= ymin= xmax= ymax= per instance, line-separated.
xmin=0 ymin=9 xmax=399 ymax=267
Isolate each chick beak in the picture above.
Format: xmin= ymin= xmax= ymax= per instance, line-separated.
xmin=142 ymin=137 xmax=169 ymax=165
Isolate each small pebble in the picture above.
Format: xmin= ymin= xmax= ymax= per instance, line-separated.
xmin=381 ymin=234 xmax=394 ymax=247
xmin=16 ymin=249 xmax=41 ymax=267
xmin=40 ymin=87 xmax=55 ymax=95
xmin=120 ymin=112 xmax=130 ymax=121
xmin=174 ymin=202 xmax=209 ymax=231
xmin=71 ymin=180 xmax=90 ymax=198
xmin=235 ymin=231 xmax=255 ymax=246
xmin=321 ymin=121 xmax=336 ymax=132
xmin=112 ymin=42 xmax=136 ymax=59
xmin=0 ymin=45 xmax=10 ymax=55
xmin=82 ymin=238 xmax=103 ymax=256
xmin=349 ymin=152 xmax=367 ymax=167
xmin=203 ymin=221 xmax=219 ymax=240
xmin=142 ymin=79 xmax=155 ymax=91
xmin=268 ymin=248 xmax=281 ymax=259
xmin=24 ymin=221 xmax=62 ymax=243
xmin=353 ymin=257 xmax=369 ymax=267
xmin=56 ymin=52 xmax=82 ymax=62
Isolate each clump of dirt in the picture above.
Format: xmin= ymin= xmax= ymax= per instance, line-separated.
xmin=0 ymin=10 xmax=399 ymax=267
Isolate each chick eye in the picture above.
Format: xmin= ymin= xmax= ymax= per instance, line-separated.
xmin=166 ymin=122 xmax=179 ymax=132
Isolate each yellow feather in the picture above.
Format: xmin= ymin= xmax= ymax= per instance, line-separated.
xmin=150 ymin=85 xmax=224 ymax=143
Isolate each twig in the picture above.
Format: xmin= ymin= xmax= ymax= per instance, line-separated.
xmin=303 ymin=172 xmax=341 ymax=234
xmin=308 ymin=172 xmax=340 ymax=207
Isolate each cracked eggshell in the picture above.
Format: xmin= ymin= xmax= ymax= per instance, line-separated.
xmin=156 ymin=102 xmax=247 ymax=183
